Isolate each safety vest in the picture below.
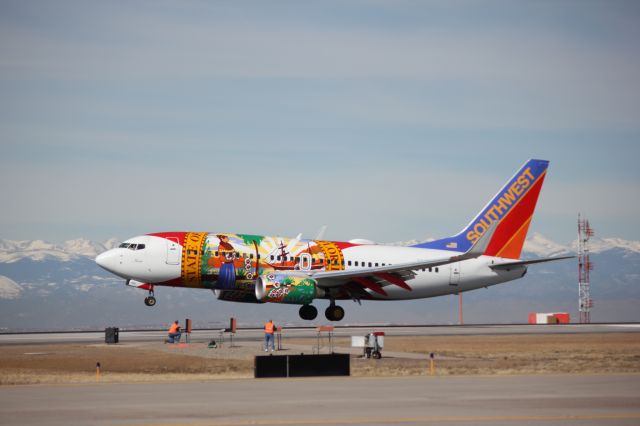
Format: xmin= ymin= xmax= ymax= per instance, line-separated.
xmin=169 ymin=323 xmax=179 ymax=333
xmin=264 ymin=322 xmax=274 ymax=334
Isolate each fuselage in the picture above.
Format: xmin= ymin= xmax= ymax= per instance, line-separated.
xmin=95 ymin=232 xmax=526 ymax=301
xmin=94 ymin=159 xmax=552 ymax=322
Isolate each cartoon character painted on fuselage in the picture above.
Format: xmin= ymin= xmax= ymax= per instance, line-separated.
xmin=216 ymin=234 xmax=236 ymax=289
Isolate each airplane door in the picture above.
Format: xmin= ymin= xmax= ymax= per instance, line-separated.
xmin=449 ymin=262 xmax=460 ymax=286
xmin=299 ymin=253 xmax=312 ymax=271
xmin=166 ymin=238 xmax=180 ymax=265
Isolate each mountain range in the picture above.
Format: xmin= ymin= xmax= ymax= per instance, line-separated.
xmin=1 ymin=234 xmax=638 ymax=331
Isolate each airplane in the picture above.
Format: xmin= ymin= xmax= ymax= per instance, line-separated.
xmin=95 ymin=159 xmax=572 ymax=321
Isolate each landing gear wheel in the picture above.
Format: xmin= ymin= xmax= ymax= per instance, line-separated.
xmin=325 ymin=305 xmax=345 ymax=322
xmin=144 ymin=296 xmax=156 ymax=307
xmin=372 ymin=351 xmax=382 ymax=359
xmin=299 ymin=304 xmax=318 ymax=320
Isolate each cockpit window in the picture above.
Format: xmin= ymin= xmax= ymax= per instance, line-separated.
xmin=118 ymin=243 xmax=146 ymax=250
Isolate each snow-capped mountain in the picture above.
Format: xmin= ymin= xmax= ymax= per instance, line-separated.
xmin=0 ymin=238 xmax=119 ymax=263
xmin=522 ymin=232 xmax=573 ymax=257
xmin=0 ymin=234 xmax=639 ymax=330
xmin=521 ymin=233 xmax=640 ymax=256
xmin=0 ymin=275 xmax=21 ymax=299
xmin=393 ymin=232 xmax=640 ymax=257
xmin=570 ymin=237 xmax=640 ymax=255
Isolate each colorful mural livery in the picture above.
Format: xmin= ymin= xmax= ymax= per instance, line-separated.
xmin=96 ymin=159 xmax=573 ymax=322
xmin=179 ymin=232 xmax=350 ymax=291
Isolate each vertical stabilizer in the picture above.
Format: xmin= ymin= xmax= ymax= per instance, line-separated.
xmin=414 ymin=159 xmax=549 ymax=259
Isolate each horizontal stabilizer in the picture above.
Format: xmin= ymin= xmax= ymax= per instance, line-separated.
xmin=490 ymin=255 xmax=575 ymax=270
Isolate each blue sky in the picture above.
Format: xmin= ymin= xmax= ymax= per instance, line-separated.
xmin=1 ymin=0 xmax=639 ymax=244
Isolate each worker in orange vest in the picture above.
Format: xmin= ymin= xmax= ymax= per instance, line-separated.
xmin=166 ymin=320 xmax=181 ymax=344
xmin=264 ymin=319 xmax=275 ymax=352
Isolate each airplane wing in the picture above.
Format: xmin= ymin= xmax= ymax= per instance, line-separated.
xmin=490 ymin=255 xmax=575 ymax=270
xmin=293 ymin=221 xmax=498 ymax=291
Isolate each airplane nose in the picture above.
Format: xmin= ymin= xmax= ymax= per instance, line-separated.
xmin=95 ymin=250 xmax=119 ymax=274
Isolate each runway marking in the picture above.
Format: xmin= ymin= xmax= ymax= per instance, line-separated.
xmin=132 ymin=412 xmax=640 ymax=426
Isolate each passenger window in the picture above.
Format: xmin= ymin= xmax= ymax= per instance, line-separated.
xmin=368 ymin=262 xmax=372 ymax=267
xmin=355 ymin=261 xmax=359 ymax=266
xmin=375 ymin=263 xmax=379 ymax=267
xmin=435 ymin=267 xmax=439 ymax=273
xmin=348 ymin=260 xmax=352 ymax=266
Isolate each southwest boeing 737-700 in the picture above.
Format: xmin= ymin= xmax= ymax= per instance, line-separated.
xmin=95 ymin=159 xmax=571 ymax=321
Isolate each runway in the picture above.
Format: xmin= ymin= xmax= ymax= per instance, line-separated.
xmin=1 ymin=374 xmax=639 ymax=426
xmin=2 ymin=323 xmax=639 ymax=345
xmin=2 ymin=325 xmax=639 ymax=425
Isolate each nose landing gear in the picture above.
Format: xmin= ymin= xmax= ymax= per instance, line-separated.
xmin=143 ymin=286 xmax=156 ymax=307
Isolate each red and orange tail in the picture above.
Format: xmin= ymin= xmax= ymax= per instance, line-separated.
xmin=414 ymin=159 xmax=549 ymax=259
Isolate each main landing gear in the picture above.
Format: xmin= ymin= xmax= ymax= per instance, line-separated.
xmin=299 ymin=304 xmax=317 ymax=320
xmin=325 ymin=302 xmax=345 ymax=322
xmin=143 ymin=286 xmax=156 ymax=307
xmin=299 ymin=302 xmax=345 ymax=321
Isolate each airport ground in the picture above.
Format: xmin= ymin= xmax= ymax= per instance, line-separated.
xmin=1 ymin=325 xmax=639 ymax=425
xmin=1 ymin=325 xmax=640 ymax=384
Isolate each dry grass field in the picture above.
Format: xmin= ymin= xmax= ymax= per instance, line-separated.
xmin=1 ymin=333 xmax=639 ymax=385
xmin=352 ymin=333 xmax=640 ymax=377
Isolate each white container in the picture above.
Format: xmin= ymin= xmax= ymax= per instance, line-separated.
xmin=351 ymin=336 xmax=366 ymax=347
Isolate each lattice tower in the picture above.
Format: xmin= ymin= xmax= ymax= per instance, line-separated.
xmin=578 ymin=214 xmax=594 ymax=323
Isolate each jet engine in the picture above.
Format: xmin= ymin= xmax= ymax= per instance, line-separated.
xmin=256 ymin=273 xmax=319 ymax=305
xmin=214 ymin=289 xmax=262 ymax=304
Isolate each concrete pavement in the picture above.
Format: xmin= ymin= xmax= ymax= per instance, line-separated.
xmin=1 ymin=374 xmax=639 ymax=426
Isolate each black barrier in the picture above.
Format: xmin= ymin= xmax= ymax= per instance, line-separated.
xmin=288 ymin=354 xmax=350 ymax=377
xmin=255 ymin=353 xmax=350 ymax=378
xmin=255 ymin=355 xmax=288 ymax=378
xmin=105 ymin=327 xmax=119 ymax=344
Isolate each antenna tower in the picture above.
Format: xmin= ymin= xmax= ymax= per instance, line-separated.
xmin=577 ymin=214 xmax=594 ymax=323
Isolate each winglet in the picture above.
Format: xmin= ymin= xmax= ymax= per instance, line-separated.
xmin=315 ymin=225 xmax=328 ymax=240
xmin=456 ymin=220 xmax=498 ymax=260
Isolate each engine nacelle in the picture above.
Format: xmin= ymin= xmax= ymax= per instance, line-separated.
xmin=256 ymin=273 xmax=318 ymax=305
xmin=214 ymin=289 xmax=263 ymax=304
